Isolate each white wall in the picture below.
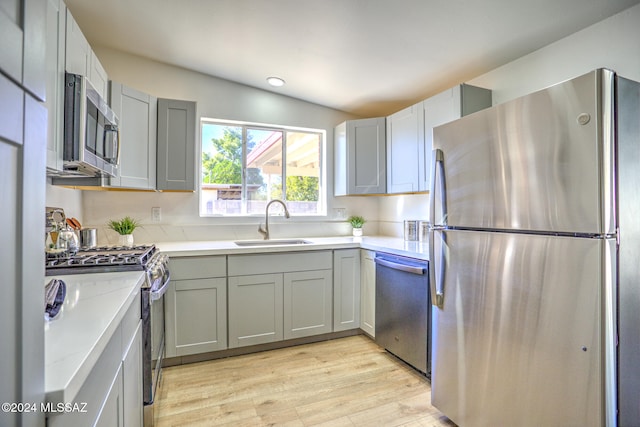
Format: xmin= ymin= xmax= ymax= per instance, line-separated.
xmin=47 ymin=3 xmax=640 ymax=243
xmin=468 ymin=4 xmax=640 ymax=104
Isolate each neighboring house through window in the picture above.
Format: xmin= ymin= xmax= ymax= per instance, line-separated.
xmin=200 ymin=119 xmax=326 ymax=216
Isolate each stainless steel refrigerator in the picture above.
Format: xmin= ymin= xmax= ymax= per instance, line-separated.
xmin=428 ymin=69 xmax=640 ymax=427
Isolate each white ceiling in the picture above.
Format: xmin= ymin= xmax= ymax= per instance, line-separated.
xmin=65 ymin=0 xmax=639 ymax=117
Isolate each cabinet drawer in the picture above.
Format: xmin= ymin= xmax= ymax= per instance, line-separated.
xmin=228 ymin=251 xmax=331 ymax=276
xmin=170 ymin=256 xmax=226 ymax=280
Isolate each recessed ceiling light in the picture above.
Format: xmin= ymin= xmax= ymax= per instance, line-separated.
xmin=267 ymin=76 xmax=285 ymax=87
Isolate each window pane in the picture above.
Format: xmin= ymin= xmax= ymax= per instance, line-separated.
xmin=246 ymin=128 xmax=283 ymax=215
xmin=201 ymin=124 xmax=243 ymax=215
xmin=285 ymin=132 xmax=321 ymax=215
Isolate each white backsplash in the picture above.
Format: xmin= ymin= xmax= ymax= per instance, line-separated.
xmin=378 ymin=194 xmax=430 ymax=238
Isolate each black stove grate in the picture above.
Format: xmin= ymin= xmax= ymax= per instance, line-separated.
xmin=45 ymin=245 xmax=157 ymax=276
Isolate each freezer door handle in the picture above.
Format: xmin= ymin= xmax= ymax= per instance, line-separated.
xmin=429 ymin=228 xmax=445 ymax=308
xmin=429 ymin=148 xmax=447 ymax=227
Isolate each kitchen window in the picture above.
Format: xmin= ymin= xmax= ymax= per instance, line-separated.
xmin=200 ymin=119 xmax=326 ymax=216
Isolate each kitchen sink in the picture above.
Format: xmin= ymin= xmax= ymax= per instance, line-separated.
xmin=234 ymin=239 xmax=312 ymax=247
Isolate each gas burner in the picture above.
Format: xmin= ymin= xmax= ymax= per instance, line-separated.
xmin=45 ymin=245 xmax=157 ymax=276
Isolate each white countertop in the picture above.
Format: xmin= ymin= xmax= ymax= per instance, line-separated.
xmin=44 ymin=271 xmax=145 ymax=405
xmin=157 ymin=235 xmax=429 ymax=260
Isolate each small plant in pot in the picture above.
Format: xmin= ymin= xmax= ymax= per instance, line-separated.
xmin=107 ymin=216 xmax=140 ymax=247
xmin=347 ymin=215 xmax=365 ymax=237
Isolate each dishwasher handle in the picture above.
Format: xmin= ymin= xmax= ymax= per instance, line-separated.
xmin=375 ymin=257 xmax=426 ymax=275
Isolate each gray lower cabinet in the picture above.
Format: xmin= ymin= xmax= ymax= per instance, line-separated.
xmin=228 ymin=273 xmax=284 ymax=348
xmin=360 ymin=250 xmax=376 ymax=337
xmin=284 ymin=270 xmax=333 ymax=339
xmin=122 ymin=322 xmax=143 ymax=427
xmin=48 ymin=292 xmax=141 ymax=427
xmin=157 ymin=98 xmax=197 ymax=191
xmin=333 ymin=249 xmax=361 ymax=332
xmin=228 ymin=251 xmax=334 ymax=348
xmin=94 ymin=365 xmax=124 ymax=427
xmin=165 ymin=256 xmax=227 ymax=357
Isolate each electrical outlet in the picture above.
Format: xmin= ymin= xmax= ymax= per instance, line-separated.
xmin=333 ymin=208 xmax=347 ymax=220
xmin=151 ymin=207 xmax=161 ymax=223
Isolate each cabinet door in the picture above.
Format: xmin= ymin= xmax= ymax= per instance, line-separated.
xmin=386 ymin=104 xmax=423 ymax=193
xmin=0 ymin=73 xmax=24 ymax=145
xmin=419 ymin=85 xmax=491 ymax=191
xmin=165 ymin=278 xmax=227 ymax=357
xmin=346 ymin=117 xmax=386 ymax=194
xmin=333 ymin=249 xmax=361 ymax=331
xmin=109 ymin=81 xmax=157 ymax=189
xmin=89 ymin=52 xmax=108 ymax=99
xmin=228 ymin=274 xmax=283 ymax=348
xmin=157 ymin=98 xmax=196 ymax=191
xmin=45 ymin=0 xmax=65 ymax=172
xmin=284 ymin=270 xmax=332 ymax=339
xmin=65 ymin=8 xmax=89 ymax=76
xmin=122 ymin=322 xmax=142 ymax=427
xmin=360 ymin=250 xmax=376 ymax=337
xmin=0 ymin=0 xmax=46 ymax=100
xmin=94 ymin=365 xmax=124 ymax=427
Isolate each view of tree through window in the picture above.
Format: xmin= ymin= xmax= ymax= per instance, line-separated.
xmin=200 ymin=120 xmax=325 ymax=216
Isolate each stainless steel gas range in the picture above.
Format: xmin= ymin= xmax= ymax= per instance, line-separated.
xmin=46 ymin=245 xmax=169 ymax=427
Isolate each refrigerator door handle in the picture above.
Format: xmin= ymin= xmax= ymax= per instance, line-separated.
xmin=430 ymin=148 xmax=446 ymax=308
xmin=429 ymin=148 xmax=446 ymax=227
xmin=429 ymin=228 xmax=445 ymax=308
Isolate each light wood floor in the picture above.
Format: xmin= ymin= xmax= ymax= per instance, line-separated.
xmin=155 ymin=335 xmax=456 ymax=426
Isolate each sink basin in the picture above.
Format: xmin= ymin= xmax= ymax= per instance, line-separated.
xmin=234 ymin=239 xmax=312 ymax=247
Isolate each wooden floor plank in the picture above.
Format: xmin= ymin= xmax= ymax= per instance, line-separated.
xmin=155 ymin=335 xmax=455 ymax=426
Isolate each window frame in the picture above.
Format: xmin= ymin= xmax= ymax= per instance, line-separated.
xmin=199 ymin=118 xmax=327 ymax=217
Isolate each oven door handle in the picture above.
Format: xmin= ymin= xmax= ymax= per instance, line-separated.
xmin=150 ymin=273 xmax=170 ymax=301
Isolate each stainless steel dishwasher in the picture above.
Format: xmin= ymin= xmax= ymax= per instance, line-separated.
xmin=375 ymin=253 xmax=430 ymax=376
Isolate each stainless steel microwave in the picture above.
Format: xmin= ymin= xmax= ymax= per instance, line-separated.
xmin=63 ymin=73 xmax=120 ymax=177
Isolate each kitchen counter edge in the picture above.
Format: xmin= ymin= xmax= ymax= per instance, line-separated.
xmin=156 ymin=236 xmax=429 ymax=261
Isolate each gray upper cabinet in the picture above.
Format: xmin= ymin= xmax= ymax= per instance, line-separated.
xmin=45 ymin=0 xmax=65 ymax=172
xmin=334 ymin=117 xmax=386 ymax=195
xmin=157 ymin=98 xmax=197 ymax=191
xmin=386 ymin=104 xmax=423 ymax=194
xmin=109 ymin=81 xmax=157 ymax=189
xmin=418 ymin=84 xmax=491 ymax=191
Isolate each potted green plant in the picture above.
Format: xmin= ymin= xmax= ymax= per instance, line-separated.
xmin=107 ymin=216 xmax=140 ymax=247
xmin=347 ymin=215 xmax=365 ymax=237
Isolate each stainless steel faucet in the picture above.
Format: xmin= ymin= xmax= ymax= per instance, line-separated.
xmin=258 ymin=199 xmax=290 ymax=240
